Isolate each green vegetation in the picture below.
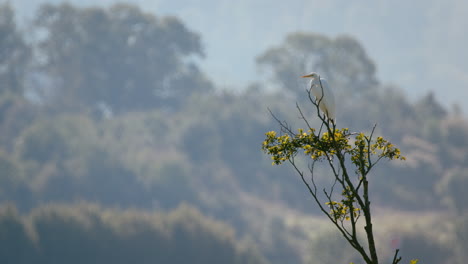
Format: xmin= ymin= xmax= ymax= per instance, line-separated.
xmin=0 ymin=2 xmax=466 ymax=263
xmin=262 ymin=88 xmax=409 ymax=263
xmin=0 ymin=203 xmax=265 ymax=264
xmin=33 ymin=3 xmax=212 ymax=113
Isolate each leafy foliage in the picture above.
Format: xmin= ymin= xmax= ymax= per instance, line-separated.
xmin=261 ymin=88 xmax=406 ymax=263
xmin=263 ymin=128 xmax=404 ymax=166
xmin=257 ymin=33 xmax=377 ymax=97
xmin=0 ymin=3 xmax=466 ymax=264
xmin=33 ymin=3 xmax=212 ymax=113
xmin=0 ymin=3 xmax=30 ymax=95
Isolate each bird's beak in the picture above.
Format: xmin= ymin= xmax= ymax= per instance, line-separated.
xmin=301 ymin=74 xmax=313 ymax=78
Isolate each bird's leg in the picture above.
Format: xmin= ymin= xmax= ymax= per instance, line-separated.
xmin=318 ymin=120 xmax=324 ymax=135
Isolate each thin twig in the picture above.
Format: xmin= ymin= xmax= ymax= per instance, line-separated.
xmin=391 ymin=249 xmax=402 ymax=264
xmin=296 ymin=102 xmax=314 ymax=132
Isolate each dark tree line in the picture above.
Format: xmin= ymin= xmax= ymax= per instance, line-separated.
xmin=0 ymin=203 xmax=266 ymax=264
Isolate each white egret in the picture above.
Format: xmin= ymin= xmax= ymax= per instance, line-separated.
xmin=301 ymin=72 xmax=336 ymax=123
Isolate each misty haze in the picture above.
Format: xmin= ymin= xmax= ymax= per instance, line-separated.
xmin=0 ymin=1 xmax=467 ymax=264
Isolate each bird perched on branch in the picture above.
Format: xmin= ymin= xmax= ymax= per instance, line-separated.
xmin=301 ymin=72 xmax=336 ymax=124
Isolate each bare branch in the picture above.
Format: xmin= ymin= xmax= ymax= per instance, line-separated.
xmin=391 ymin=249 xmax=402 ymax=264
xmin=268 ymin=107 xmax=295 ymax=136
xmin=295 ymin=102 xmax=314 ymax=132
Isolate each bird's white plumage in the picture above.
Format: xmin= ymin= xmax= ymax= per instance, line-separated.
xmin=310 ymin=77 xmax=335 ymax=120
xmin=302 ymin=72 xmax=336 ymax=122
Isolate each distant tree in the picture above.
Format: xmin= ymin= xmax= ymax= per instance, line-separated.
xmin=0 ymin=203 xmax=267 ymax=264
xmin=0 ymin=4 xmax=37 ymax=152
xmin=0 ymin=150 xmax=23 ymax=196
xmin=13 ymin=115 xmax=151 ymax=207
xmin=0 ymin=93 xmax=37 ymax=151
xmin=397 ymin=230 xmax=450 ymax=264
xmin=262 ymin=87 xmax=416 ymax=264
xmin=33 ymin=3 xmax=212 ymax=113
xmin=257 ymin=33 xmax=377 ymax=98
xmin=0 ymin=3 xmax=30 ymax=95
xmin=437 ymin=167 xmax=468 ymax=213
xmin=0 ymin=205 xmax=35 ymax=264
xmin=309 ymin=230 xmax=359 ymax=264
xmin=414 ymin=92 xmax=447 ymax=121
xmin=454 ymin=214 xmax=468 ymax=264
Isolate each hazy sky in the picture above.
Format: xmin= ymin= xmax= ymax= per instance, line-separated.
xmin=10 ymin=0 xmax=468 ymax=113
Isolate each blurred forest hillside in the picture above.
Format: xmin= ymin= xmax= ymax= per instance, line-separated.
xmin=0 ymin=2 xmax=467 ymax=264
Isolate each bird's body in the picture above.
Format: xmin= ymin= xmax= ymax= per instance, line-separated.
xmin=302 ymin=72 xmax=336 ymax=123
